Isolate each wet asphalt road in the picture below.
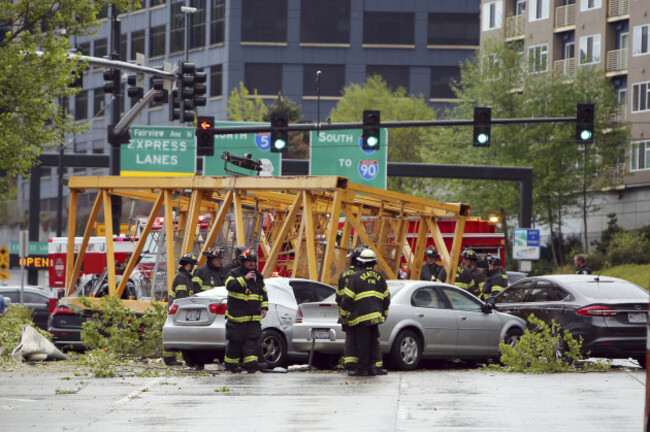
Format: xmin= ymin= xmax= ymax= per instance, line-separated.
xmin=0 ymin=363 xmax=645 ymax=432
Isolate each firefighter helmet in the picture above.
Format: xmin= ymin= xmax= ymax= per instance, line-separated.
xmin=487 ymin=256 xmax=502 ymax=267
xmin=234 ymin=245 xmax=247 ymax=257
xmin=424 ymin=246 xmax=439 ymax=258
xmin=179 ymin=253 xmax=198 ymax=266
xmin=238 ymin=248 xmax=258 ymax=261
xmin=204 ymin=247 xmax=226 ymax=259
xmin=357 ymin=248 xmax=377 ymax=263
xmin=461 ymin=249 xmax=478 ymax=261
xmin=346 ymin=246 xmax=366 ymax=259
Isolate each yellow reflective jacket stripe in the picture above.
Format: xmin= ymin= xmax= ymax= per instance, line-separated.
xmin=225 ymin=312 xmax=262 ymax=322
xmin=348 ymin=311 xmax=384 ymax=326
xmin=354 ymin=290 xmax=388 ymax=301
xmin=228 ymin=292 xmax=263 ymax=301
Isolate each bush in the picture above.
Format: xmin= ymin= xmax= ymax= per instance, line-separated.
xmin=485 ymin=315 xmax=609 ymax=373
xmin=607 ymin=231 xmax=650 ymax=266
xmin=77 ymin=296 xmax=167 ymax=357
xmin=0 ymin=305 xmax=51 ymax=360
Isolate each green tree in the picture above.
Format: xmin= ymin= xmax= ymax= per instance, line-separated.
xmin=226 ymin=82 xmax=268 ymax=122
xmin=0 ymin=0 xmax=138 ymax=193
xmin=329 ymin=75 xmax=437 ymax=193
xmin=422 ymin=40 xmax=627 ymax=265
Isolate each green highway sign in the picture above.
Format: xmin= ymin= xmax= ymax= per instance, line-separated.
xmin=203 ymin=122 xmax=281 ymax=176
xmin=310 ymin=128 xmax=387 ymax=189
xmin=121 ymin=126 xmax=196 ymax=176
xmin=10 ymin=242 xmax=48 ymax=255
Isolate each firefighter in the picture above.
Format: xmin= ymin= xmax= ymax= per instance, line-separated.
xmin=341 ymin=249 xmax=390 ymax=377
xmin=461 ymin=249 xmax=486 ymax=298
xmin=482 ymin=256 xmax=509 ymax=299
xmin=438 ymin=259 xmax=475 ymax=293
xmin=193 ymin=247 xmax=227 ymax=292
xmin=224 ymin=245 xmax=247 ymax=274
xmin=420 ymin=246 xmax=443 ymax=281
xmin=336 ymin=245 xmax=366 ymax=371
xmin=223 ymin=248 xmax=269 ymax=373
xmin=169 ymin=253 xmax=198 ymax=304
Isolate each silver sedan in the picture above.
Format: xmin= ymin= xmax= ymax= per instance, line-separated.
xmin=162 ymin=277 xmax=335 ymax=368
xmin=292 ymin=280 xmax=527 ymax=370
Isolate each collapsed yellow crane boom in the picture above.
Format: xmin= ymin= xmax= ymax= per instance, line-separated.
xmin=64 ymin=175 xmax=470 ymax=302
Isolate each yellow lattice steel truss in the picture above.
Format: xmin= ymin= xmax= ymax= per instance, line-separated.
xmin=64 ymin=175 xmax=470 ymax=303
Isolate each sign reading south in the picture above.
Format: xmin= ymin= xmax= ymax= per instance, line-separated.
xmin=122 ymin=126 xmax=196 ymax=176
xmin=203 ymin=122 xmax=281 ymax=177
xmin=310 ymin=128 xmax=387 ymax=189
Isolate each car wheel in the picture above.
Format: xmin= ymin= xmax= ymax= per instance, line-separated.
xmin=504 ymin=328 xmax=523 ymax=347
xmin=260 ymin=329 xmax=287 ymax=369
xmin=634 ymin=356 xmax=646 ymax=369
xmin=389 ymin=330 xmax=422 ymax=371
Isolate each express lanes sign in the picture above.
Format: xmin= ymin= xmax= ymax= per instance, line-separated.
xmin=121 ymin=126 xmax=196 ymax=176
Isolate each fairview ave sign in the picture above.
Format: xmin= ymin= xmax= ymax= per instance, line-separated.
xmin=121 ymin=126 xmax=196 ymax=176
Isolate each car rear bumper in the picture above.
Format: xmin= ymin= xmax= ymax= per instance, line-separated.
xmin=162 ymin=325 xmax=227 ymax=351
xmin=292 ymin=324 xmax=345 ymax=354
xmin=584 ymin=335 xmax=647 ymax=359
xmin=49 ymin=329 xmax=84 ymax=349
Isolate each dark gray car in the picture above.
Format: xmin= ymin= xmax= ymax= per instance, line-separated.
xmin=0 ymin=286 xmax=51 ymax=330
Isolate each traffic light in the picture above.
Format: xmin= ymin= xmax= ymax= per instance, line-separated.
xmin=196 ymin=115 xmax=214 ymax=156
xmin=193 ymin=70 xmax=207 ymax=107
xmin=174 ymin=61 xmax=195 ymax=122
xmin=152 ymin=77 xmax=168 ymax=103
xmin=102 ymin=68 xmax=120 ymax=94
xmin=576 ymin=103 xmax=595 ymax=144
xmin=270 ymin=113 xmax=288 ymax=153
xmin=362 ymin=110 xmax=381 ymax=150
xmin=473 ymin=106 xmax=492 ymax=147
xmin=169 ymin=89 xmax=180 ymax=121
xmin=127 ymin=73 xmax=143 ymax=100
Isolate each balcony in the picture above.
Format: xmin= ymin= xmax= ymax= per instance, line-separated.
xmin=555 ymin=4 xmax=576 ymax=30
xmin=505 ymin=14 xmax=525 ymax=40
xmin=554 ymin=58 xmax=576 ymax=78
xmin=608 ymin=0 xmax=629 ymax=20
xmin=612 ymin=104 xmax=627 ymax=124
xmin=606 ymin=48 xmax=628 ymax=75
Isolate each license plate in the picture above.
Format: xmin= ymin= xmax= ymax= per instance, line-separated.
xmin=628 ymin=312 xmax=647 ymax=324
xmin=312 ymin=328 xmax=330 ymax=340
xmin=186 ymin=309 xmax=201 ymax=321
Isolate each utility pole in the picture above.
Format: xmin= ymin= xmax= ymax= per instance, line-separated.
xmin=109 ymin=6 xmax=123 ymax=235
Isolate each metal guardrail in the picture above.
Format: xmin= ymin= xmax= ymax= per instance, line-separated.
xmin=555 ymin=4 xmax=576 ymax=28
xmin=554 ymin=58 xmax=576 ymax=78
xmin=505 ymin=15 xmax=525 ymax=39
xmin=608 ymin=0 xmax=629 ymax=17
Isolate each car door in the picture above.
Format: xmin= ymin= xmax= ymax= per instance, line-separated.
xmin=494 ymin=279 xmax=536 ymax=322
xmin=409 ymin=285 xmax=457 ymax=355
xmin=439 ymin=286 xmax=501 ymax=356
xmin=522 ymin=280 xmax=567 ymax=325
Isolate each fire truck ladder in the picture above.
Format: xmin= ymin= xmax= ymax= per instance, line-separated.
xmin=63 ymin=175 xmax=470 ymax=305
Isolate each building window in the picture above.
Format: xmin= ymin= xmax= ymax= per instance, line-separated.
xmin=76 ymin=42 xmax=91 ymax=56
xmin=211 ymin=0 xmax=225 ymax=45
xmin=303 ymin=64 xmax=345 ymax=97
xmin=579 ymin=34 xmax=601 ymax=64
xmin=242 ymin=0 xmax=287 ymax=43
xmin=300 ymin=0 xmax=350 ymax=44
xmin=188 ymin=0 xmax=206 ymax=49
xmin=93 ymin=89 xmax=105 ymax=117
xmin=170 ymin=0 xmax=185 ymax=53
xmin=528 ymin=44 xmax=548 ymax=72
xmin=74 ymin=90 xmax=88 ymax=121
xmin=150 ymin=0 xmax=165 ymax=6
xmin=210 ymin=65 xmax=223 ymax=97
xmin=97 ymin=4 xmax=108 ymax=20
xmin=244 ymin=63 xmax=282 ymax=95
xmin=633 ymin=25 xmax=649 ymax=56
xmin=94 ymin=38 xmax=107 ymax=58
xmin=430 ymin=66 xmax=459 ymax=99
xmin=632 ymin=81 xmax=650 ymax=113
xmin=631 ymin=141 xmax=650 ymax=171
xmin=427 ymin=13 xmax=479 ymax=46
xmin=119 ymin=34 xmax=127 ymax=61
xmin=580 ymin=0 xmax=601 ymax=11
xmin=92 ymin=140 xmax=104 ymax=154
xmin=482 ymin=1 xmax=502 ymax=31
xmin=363 ymin=12 xmax=414 ymax=46
xmin=529 ymin=0 xmax=549 ymax=22
xmin=131 ymin=30 xmax=145 ymax=59
xmin=150 ymin=25 xmax=166 ymax=57
xmin=366 ymin=65 xmax=409 ymax=92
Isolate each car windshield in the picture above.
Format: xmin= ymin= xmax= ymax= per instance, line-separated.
xmin=569 ymin=279 xmax=648 ymax=300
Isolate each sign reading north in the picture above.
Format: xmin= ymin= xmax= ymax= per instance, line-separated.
xmin=310 ymin=129 xmax=387 ymax=189
xmin=121 ymin=126 xmax=196 ymax=176
xmin=203 ymin=122 xmax=281 ymax=177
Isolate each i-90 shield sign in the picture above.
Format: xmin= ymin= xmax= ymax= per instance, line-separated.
xmin=358 ymin=160 xmax=378 ymax=181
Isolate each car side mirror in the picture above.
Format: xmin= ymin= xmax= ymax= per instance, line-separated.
xmin=485 ymin=296 xmax=496 ymax=307
xmin=482 ymin=296 xmax=496 ymax=313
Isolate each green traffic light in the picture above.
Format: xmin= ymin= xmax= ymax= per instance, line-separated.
xmin=274 ymin=139 xmax=286 ymax=150
xmin=477 ymin=133 xmax=489 ymax=144
xmin=367 ymin=136 xmax=378 ymax=147
xmin=580 ymin=130 xmax=592 ymax=141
